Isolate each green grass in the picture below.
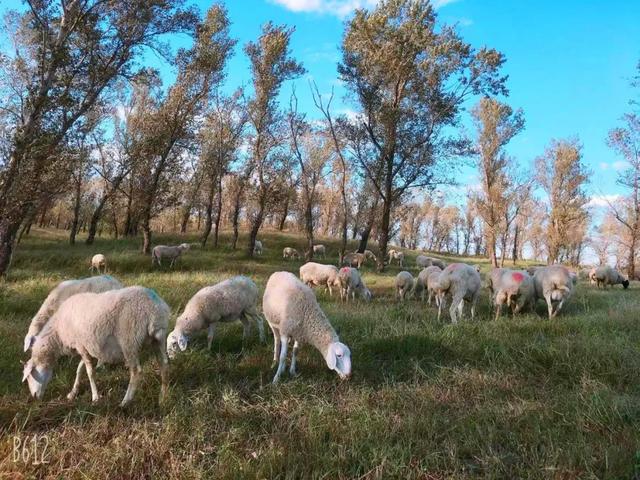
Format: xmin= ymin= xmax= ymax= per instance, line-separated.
xmin=0 ymin=228 xmax=639 ymax=479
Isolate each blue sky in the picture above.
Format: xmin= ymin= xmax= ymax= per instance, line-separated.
xmin=2 ymin=0 xmax=639 ymax=205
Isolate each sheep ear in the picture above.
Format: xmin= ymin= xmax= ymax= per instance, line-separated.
xmin=22 ymin=360 xmax=34 ymax=382
xmin=325 ymin=344 xmax=337 ymax=370
xmin=23 ymin=335 xmax=35 ymax=352
xmin=178 ymin=334 xmax=188 ymax=352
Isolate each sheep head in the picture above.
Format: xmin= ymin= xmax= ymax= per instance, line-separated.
xmin=325 ymin=342 xmax=352 ymax=380
xmin=22 ymin=359 xmax=53 ymax=400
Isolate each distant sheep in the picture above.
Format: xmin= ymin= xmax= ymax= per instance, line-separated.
xmin=313 ymin=244 xmax=326 ymax=259
xmin=337 ymin=267 xmax=372 ymax=302
xmin=263 ymin=272 xmax=352 ymax=383
xmin=395 ymin=271 xmax=414 ymax=300
xmin=254 ymin=240 xmax=264 ymax=256
xmin=434 ymin=263 xmax=482 ymax=324
xmin=166 ymin=276 xmax=264 ymax=358
xmin=533 ymin=265 xmax=574 ymax=319
xmin=283 ymin=247 xmax=301 ymax=260
xmin=416 ymin=266 xmax=441 ymax=303
xmin=588 ymin=268 xmax=597 ymax=285
xmin=152 ymin=243 xmax=190 ymax=268
xmin=24 ymin=275 xmax=124 ymax=352
xmin=90 ymin=254 xmax=107 ymax=274
xmin=594 ymin=265 xmax=629 ymax=289
xmin=387 ymin=249 xmax=404 ymax=267
xmin=416 ymin=255 xmax=445 ymax=270
xmin=23 ymin=286 xmax=169 ymax=407
xmin=299 ymin=262 xmax=339 ymax=296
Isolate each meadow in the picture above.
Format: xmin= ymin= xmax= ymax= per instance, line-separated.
xmin=0 ymin=228 xmax=639 ymax=479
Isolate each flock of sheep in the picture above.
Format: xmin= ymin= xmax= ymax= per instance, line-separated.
xmin=20 ymin=241 xmax=630 ymax=408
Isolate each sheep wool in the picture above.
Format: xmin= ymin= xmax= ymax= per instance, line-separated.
xmin=594 ymin=265 xmax=629 ymax=289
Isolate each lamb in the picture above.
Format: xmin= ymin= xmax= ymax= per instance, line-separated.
xmin=415 ymin=266 xmax=441 ymax=303
xmin=415 ymin=255 xmax=446 ymax=270
xmin=262 ymin=271 xmax=351 ymax=383
xmin=594 ymin=265 xmax=629 ymax=289
xmin=254 ymin=240 xmax=263 ymax=256
xmin=342 ymin=252 xmax=367 ymax=269
xmin=387 ymin=249 xmax=404 ymax=267
xmin=23 ymin=275 xmax=124 ymax=352
xmin=283 ymin=247 xmax=301 ymax=260
xmin=166 ymin=276 xmax=265 ymax=359
xmin=152 ymin=243 xmax=190 ymax=268
xmin=299 ymin=262 xmax=340 ymax=296
xmin=336 ymin=267 xmax=372 ymax=302
xmin=22 ymin=286 xmax=169 ymax=407
xmin=491 ymin=269 xmax=535 ymax=320
xmin=434 ymin=263 xmax=481 ymax=324
xmin=533 ymin=265 xmax=574 ymax=319
xmin=90 ymin=254 xmax=107 ymax=274
xmin=313 ymin=244 xmax=326 ymax=259
xmin=395 ymin=271 xmax=414 ymax=300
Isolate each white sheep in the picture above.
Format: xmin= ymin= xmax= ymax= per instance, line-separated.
xmin=415 ymin=255 xmax=446 ymax=270
xmin=166 ymin=276 xmax=265 ymax=358
xmin=416 ymin=266 xmax=441 ymax=303
xmin=283 ymin=247 xmax=301 ymax=260
xmin=533 ymin=265 xmax=574 ymax=319
xmin=262 ymin=271 xmax=351 ymax=383
xmin=434 ymin=263 xmax=481 ymax=324
xmin=491 ymin=269 xmax=535 ymax=320
xmin=23 ymin=275 xmax=124 ymax=352
xmin=337 ymin=267 xmax=372 ymax=302
xmin=426 ymin=268 xmax=443 ymax=307
xmin=299 ymin=262 xmax=339 ymax=296
xmin=152 ymin=243 xmax=190 ymax=268
xmin=254 ymin=240 xmax=264 ymax=256
xmin=588 ymin=267 xmax=597 ymax=285
xmin=342 ymin=252 xmax=367 ymax=269
xmin=23 ymin=286 xmax=169 ymax=407
xmin=313 ymin=244 xmax=326 ymax=259
xmin=90 ymin=254 xmax=107 ymax=274
xmin=594 ymin=265 xmax=629 ymax=289
xmin=395 ymin=271 xmax=414 ymax=300
xmin=387 ymin=249 xmax=404 ymax=267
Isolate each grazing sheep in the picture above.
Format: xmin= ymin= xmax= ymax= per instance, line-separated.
xmin=24 ymin=275 xmax=124 ymax=352
xmin=90 ymin=254 xmax=107 ymax=274
xmin=533 ymin=266 xmax=574 ymax=319
xmin=416 ymin=266 xmax=441 ymax=303
xmin=337 ymin=267 xmax=372 ymax=302
xmin=594 ymin=265 xmax=629 ymax=289
xmin=487 ymin=268 xmax=510 ymax=296
xmin=426 ymin=268 xmax=443 ymax=307
xmin=395 ymin=271 xmax=414 ymax=300
xmin=23 ymin=287 xmax=169 ymax=407
xmin=492 ymin=269 xmax=535 ymax=320
xmin=166 ymin=276 xmax=264 ymax=359
xmin=387 ymin=249 xmax=404 ymax=267
xmin=262 ymin=272 xmax=352 ymax=383
xmin=254 ymin=240 xmax=264 ymax=256
xmin=313 ymin=244 xmax=326 ymax=259
xmin=434 ymin=263 xmax=482 ymax=324
xmin=342 ymin=252 xmax=367 ymax=269
xmin=526 ymin=266 xmax=544 ymax=277
xmin=588 ymin=267 xmax=597 ymax=285
xmin=152 ymin=243 xmax=190 ymax=268
xmin=283 ymin=247 xmax=301 ymax=260
xmin=416 ymin=255 xmax=446 ymax=270
xmin=299 ymin=262 xmax=339 ymax=296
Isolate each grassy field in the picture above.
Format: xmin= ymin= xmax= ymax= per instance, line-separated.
xmin=0 ymin=228 xmax=639 ymax=479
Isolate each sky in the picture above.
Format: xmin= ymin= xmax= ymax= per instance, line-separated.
xmin=1 ymin=0 xmax=639 ymax=208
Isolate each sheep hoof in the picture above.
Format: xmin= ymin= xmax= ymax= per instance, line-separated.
xmin=66 ymin=391 xmax=77 ymax=401
xmin=91 ymin=394 xmax=101 ymax=403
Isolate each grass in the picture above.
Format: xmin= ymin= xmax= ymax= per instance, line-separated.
xmin=0 ymin=227 xmax=639 ymax=479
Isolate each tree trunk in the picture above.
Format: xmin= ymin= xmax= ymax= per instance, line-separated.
xmin=378 ymin=197 xmax=392 ymax=271
xmin=303 ymin=194 xmax=314 ymax=261
xmin=278 ymin=195 xmax=290 ymax=231
xmin=512 ymin=223 xmax=519 ymax=265
xmin=0 ymin=219 xmax=21 ymax=277
xmin=141 ymin=211 xmax=152 ymax=254
xmin=357 ymin=226 xmax=371 ymax=253
xmin=86 ymin=194 xmax=109 ymax=245
xmin=111 ymin=207 xmax=119 ymax=239
xmin=628 ymin=237 xmax=636 ymax=279
xmin=200 ymin=180 xmax=216 ymax=247
xmin=231 ymin=194 xmax=241 ymax=250
xmin=247 ymin=198 xmax=266 ymax=258
xmin=213 ymin=175 xmax=223 ymax=248
xmin=69 ymin=175 xmax=82 ymax=245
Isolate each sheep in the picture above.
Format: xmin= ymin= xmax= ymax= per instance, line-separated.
xmin=22 ymin=286 xmax=169 ymax=407
xmin=526 ymin=266 xmax=544 ymax=277
xmin=299 ymin=262 xmax=340 ymax=297
xmin=342 ymin=252 xmax=367 ymax=269
xmin=533 ymin=265 xmax=574 ymax=319
xmin=313 ymin=244 xmax=326 ymax=259
xmin=262 ymin=271 xmax=351 ymax=383
xmin=90 ymin=254 xmax=107 ymax=274
xmin=491 ymin=269 xmax=535 ymax=321
xmin=166 ymin=276 xmax=265 ymax=359
xmin=387 ymin=249 xmax=404 ymax=267
xmin=336 ymin=267 xmax=372 ymax=302
xmin=395 ymin=271 xmax=414 ymax=300
xmin=594 ymin=265 xmax=629 ymax=289
xmin=426 ymin=268 xmax=443 ymax=307
xmin=486 ymin=268 xmax=509 ymax=296
xmin=283 ymin=247 xmax=301 ymax=260
xmin=588 ymin=267 xmax=597 ymax=285
xmin=415 ymin=266 xmax=441 ymax=303
xmin=254 ymin=240 xmax=263 ymax=256
xmin=434 ymin=263 xmax=482 ymax=324
xmin=415 ymin=255 xmax=446 ymax=270
xmin=152 ymin=243 xmax=190 ymax=268
xmin=23 ymin=275 xmax=124 ymax=352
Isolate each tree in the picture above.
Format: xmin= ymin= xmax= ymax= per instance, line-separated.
xmin=0 ymin=0 xmax=198 ymax=276
xmin=536 ymin=138 xmax=590 ymax=264
xmin=337 ymin=0 xmax=507 ymax=269
xmin=470 ymin=97 xmax=525 ymax=266
xmin=244 ymin=23 xmax=304 ymax=257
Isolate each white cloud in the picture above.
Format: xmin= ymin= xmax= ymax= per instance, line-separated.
xmin=612 ymin=160 xmax=629 ymax=171
xmin=599 ymin=162 xmax=609 ymax=171
xmin=270 ymin=0 xmax=458 ymax=17
xmin=587 ymin=194 xmax=620 ymax=208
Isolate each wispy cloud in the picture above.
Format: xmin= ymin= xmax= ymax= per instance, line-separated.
xmin=587 ymin=194 xmax=620 ymax=208
xmin=270 ymin=0 xmax=459 ymax=17
xmin=612 ymin=160 xmax=629 ymax=171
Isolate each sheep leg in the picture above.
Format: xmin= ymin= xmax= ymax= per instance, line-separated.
xmin=67 ymin=361 xmax=86 ymax=400
xmin=471 ymin=294 xmax=478 ymax=321
xmin=207 ymin=324 xmax=216 ymax=350
xmin=270 ymin=325 xmax=281 ymax=368
xmin=449 ymin=295 xmax=463 ymax=324
xmin=157 ymin=339 xmax=169 ymax=403
xmin=250 ymin=312 xmax=266 ymax=343
xmin=120 ymin=362 xmax=142 ymax=407
xmin=544 ymin=293 xmax=554 ymax=319
xmin=437 ymin=295 xmax=445 ymax=322
xmin=289 ymin=340 xmax=300 ymax=377
xmin=494 ymin=303 xmax=502 ymax=322
xmin=79 ymin=351 xmax=100 ymax=402
xmin=272 ymin=335 xmax=289 ymax=384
